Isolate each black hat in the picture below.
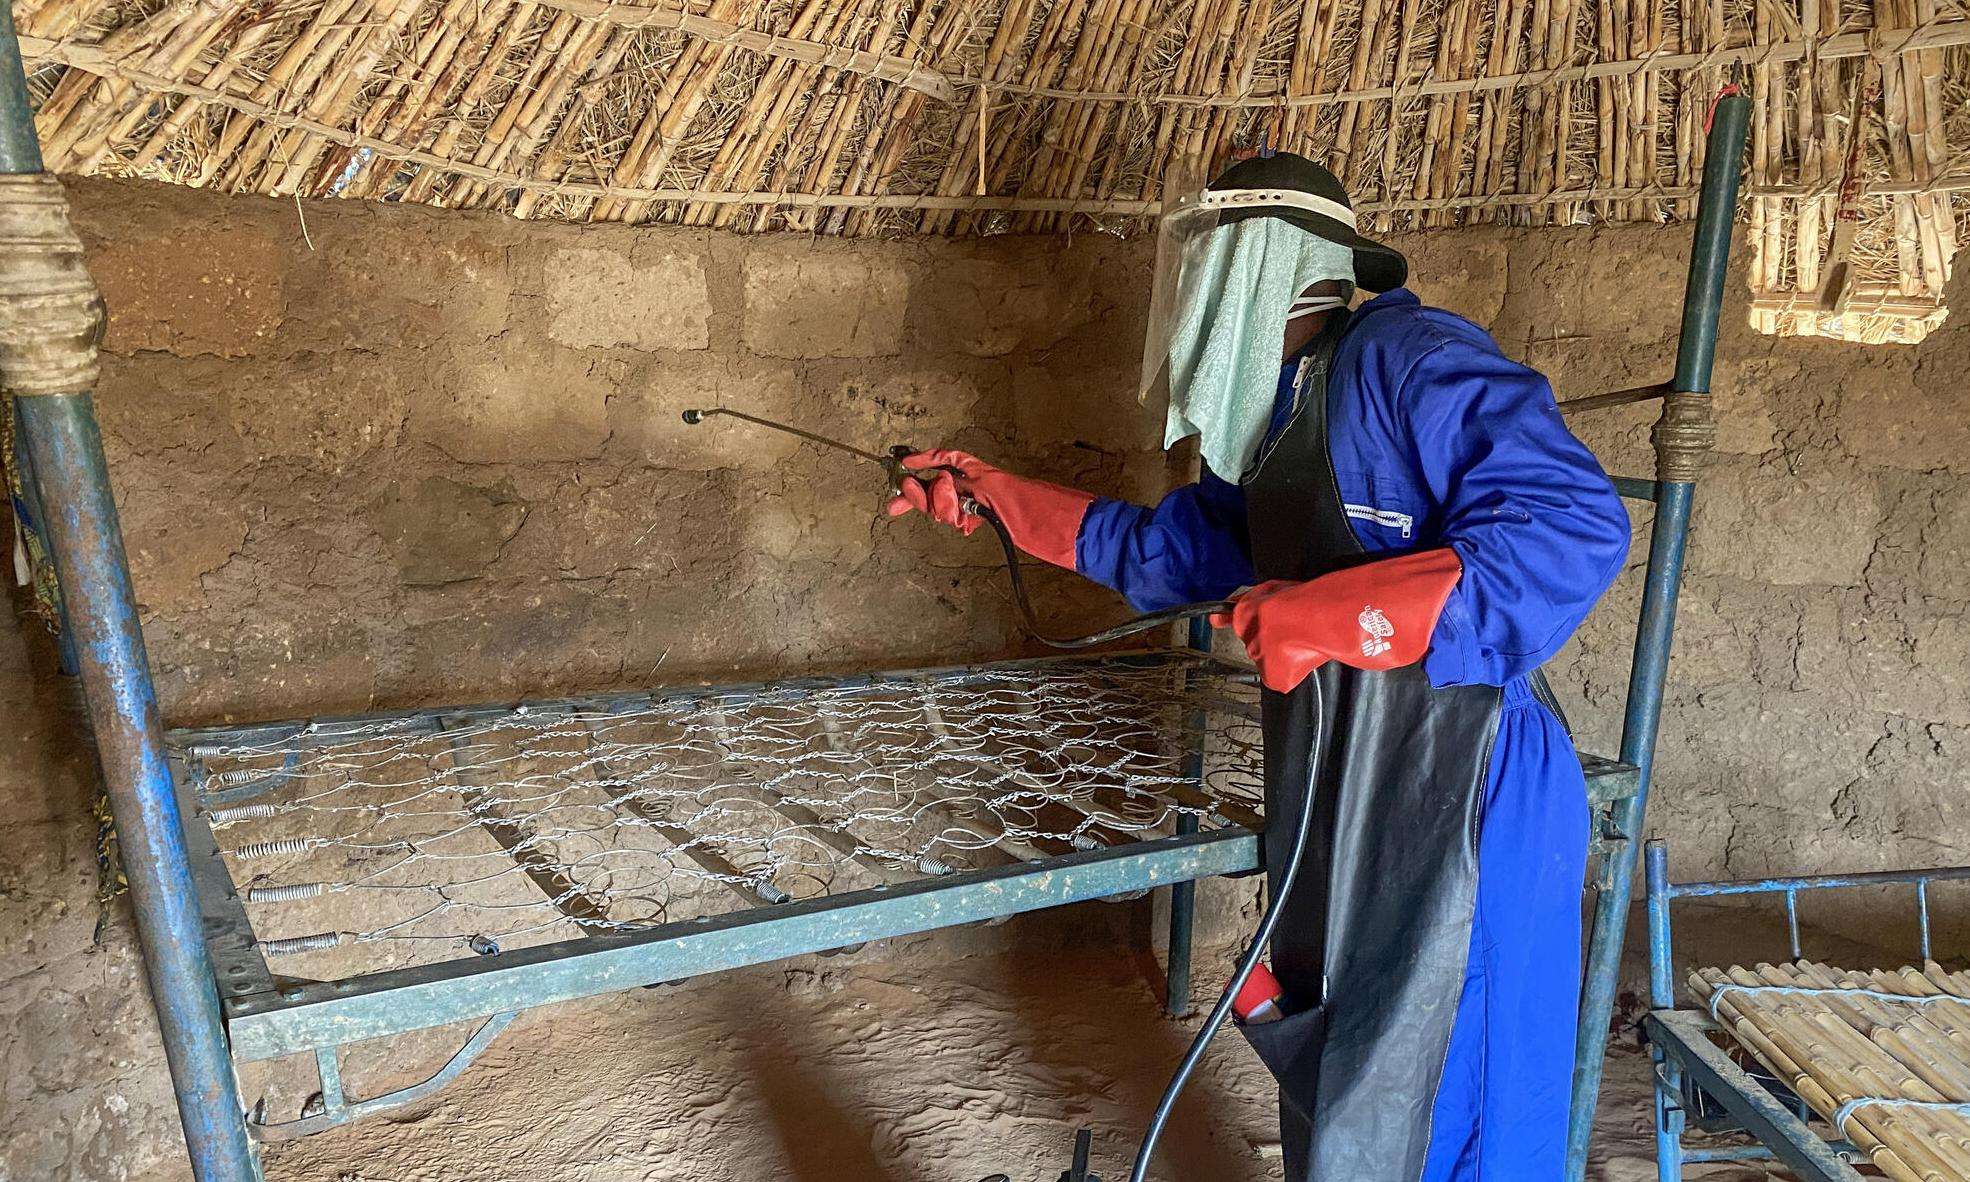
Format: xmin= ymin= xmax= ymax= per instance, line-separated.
xmin=1206 ymin=152 xmax=1407 ymax=293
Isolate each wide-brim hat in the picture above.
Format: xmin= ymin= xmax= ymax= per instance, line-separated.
xmin=1204 ymin=152 xmax=1408 ymax=293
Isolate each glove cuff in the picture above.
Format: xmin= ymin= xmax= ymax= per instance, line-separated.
xmin=1312 ymin=548 xmax=1462 ymax=669
xmin=985 ymin=474 xmax=1097 ymax=571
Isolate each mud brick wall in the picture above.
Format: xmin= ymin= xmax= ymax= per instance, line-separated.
xmin=67 ymin=178 xmax=1214 ymax=724
xmin=1531 ymin=232 xmax=1970 ymax=901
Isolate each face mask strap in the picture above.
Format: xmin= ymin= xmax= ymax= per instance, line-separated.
xmin=1286 ymin=295 xmax=1347 ymax=322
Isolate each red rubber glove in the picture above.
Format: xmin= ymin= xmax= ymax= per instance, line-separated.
xmin=1211 ymin=549 xmax=1463 ymax=693
xmin=885 ymin=448 xmax=1096 ymax=571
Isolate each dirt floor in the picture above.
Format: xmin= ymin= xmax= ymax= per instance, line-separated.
xmin=244 ymin=887 xmax=1916 ymax=1182
xmin=251 ymin=934 xmax=1777 ymax=1182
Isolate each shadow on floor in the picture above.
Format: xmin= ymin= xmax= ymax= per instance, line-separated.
xmin=728 ymin=989 xmax=905 ymax=1182
xmin=982 ymin=900 xmax=1265 ymax=1182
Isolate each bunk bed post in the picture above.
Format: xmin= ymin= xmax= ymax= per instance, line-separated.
xmin=1564 ymin=90 xmax=1750 ymax=1181
xmin=0 ymin=13 xmax=259 ymax=1182
xmin=1164 ymin=615 xmax=1213 ymax=1014
xmin=10 ymin=408 xmax=81 ymax=672
xmin=1645 ymin=841 xmax=1687 ymax=1181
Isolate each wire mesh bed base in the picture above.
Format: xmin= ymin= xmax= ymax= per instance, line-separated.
xmin=166 ymin=648 xmax=1269 ymax=1069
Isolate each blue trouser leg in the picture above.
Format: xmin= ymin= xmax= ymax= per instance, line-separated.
xmin=1422 ymin=691 xmax=1592 ymax=1182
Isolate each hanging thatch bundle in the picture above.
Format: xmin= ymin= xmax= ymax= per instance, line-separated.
xmin=14 ymin=0 xmax=1968 ymax=339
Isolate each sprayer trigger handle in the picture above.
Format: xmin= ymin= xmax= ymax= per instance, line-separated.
xmin=884 ymin=448 xmax=981 ymax=519
xmin=880 ymin=444 xmax=913 ymax=498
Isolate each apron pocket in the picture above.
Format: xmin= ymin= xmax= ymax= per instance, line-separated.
xmin=1236 ymin=1002 xmax=1327 ymax=1122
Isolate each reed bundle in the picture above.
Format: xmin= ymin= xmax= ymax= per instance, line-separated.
xmin=1692 ymin=960 xmax=1970 ymax=1182
xmin=15 ymin=0 xmax=1967 ymax=337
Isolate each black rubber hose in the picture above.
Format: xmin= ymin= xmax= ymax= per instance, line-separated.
xmin=971 ymin=503 xmax=1233 ymax=650
xmin=1128 ymin=671 xmax=1323 ymax=1182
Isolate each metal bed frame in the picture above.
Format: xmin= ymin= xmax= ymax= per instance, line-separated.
xmin=171 ymin=647 xmax=1272 ymax=1074
xmin=0 ymin=18 xmax=1753 ymax=1179
xmin=1644 ymin=840 xmax=1970 ymax=1181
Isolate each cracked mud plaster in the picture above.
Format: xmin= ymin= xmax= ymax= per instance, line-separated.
xmin=62 ymin=178 xmax=1156 ymax=723
xmin=4 ymin=177 xmax=1967 ymax=1180
xmin=742 ymin=245 xmax=913 ymax=358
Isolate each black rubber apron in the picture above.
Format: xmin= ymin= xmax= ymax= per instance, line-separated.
xmin=1235 ymin=314 xmax=1505 ymax=1182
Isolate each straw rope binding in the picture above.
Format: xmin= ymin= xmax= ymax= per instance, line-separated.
xmin=0 ymin=173 xmax=102 ymax=398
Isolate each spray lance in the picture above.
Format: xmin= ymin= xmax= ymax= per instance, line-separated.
xmin=680 ymin=407 xmax=1234 ymax=650
xmin=681 ymin=406 xmax=1326 ymax=1182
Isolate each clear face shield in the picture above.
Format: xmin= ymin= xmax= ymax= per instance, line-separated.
xmin=1137 ymin=184 xmax=1223 ymax=411
xmin=1136 ymin=185 xmax=1359 ymax=480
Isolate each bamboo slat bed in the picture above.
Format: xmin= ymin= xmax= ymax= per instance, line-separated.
xmin=1693 ymin=960 xmax=1970 ymax=1182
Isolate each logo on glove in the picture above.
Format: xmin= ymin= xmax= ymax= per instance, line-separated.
xmin=1358 ymin=606 xmax=1395 ymax=658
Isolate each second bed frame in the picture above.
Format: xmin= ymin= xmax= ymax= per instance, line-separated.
xmin=1646 ymin=842 xmax=1970 ymax=1181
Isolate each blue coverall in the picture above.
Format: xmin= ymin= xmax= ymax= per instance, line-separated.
xmin=1075 ymin=289 xmax=1631 ymax=1180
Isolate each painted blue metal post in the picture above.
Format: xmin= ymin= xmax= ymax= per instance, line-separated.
xmin=1565 ymin=91 xmax=1751 ymax=1181
xmin=13 ymin=407 xmax=263 ymax=1181
xmin=0 ymin=10 xmax=259 ymax=1181
xmin=1164 ymin=615 xmax=1212 ymax=1014
xmin=11 ymin=415 xmax=83 ymax=673
xmin=1646 ymin=841 xmax=1686 ymax=1182
xmin=0 ymin=0 xmax=33 ymax=168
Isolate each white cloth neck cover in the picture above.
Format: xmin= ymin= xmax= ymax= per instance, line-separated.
xmin=1161 ymin=218 xmax=1356 ymax=481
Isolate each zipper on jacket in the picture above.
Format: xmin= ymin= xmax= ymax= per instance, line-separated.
xmin=1342 ymin=503 xmax=1414 ymax=539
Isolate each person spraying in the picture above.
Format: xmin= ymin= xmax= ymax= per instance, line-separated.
xmin=889 ymin=151 xmax=1630 ymax=1182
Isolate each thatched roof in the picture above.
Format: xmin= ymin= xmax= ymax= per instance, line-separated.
xmin=16 ymin=0 xmax=1970 ymax=339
